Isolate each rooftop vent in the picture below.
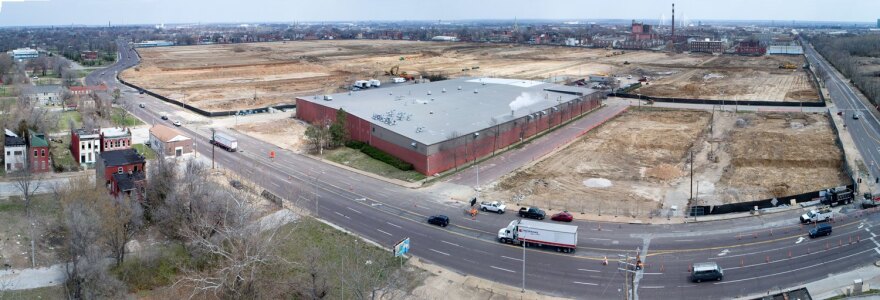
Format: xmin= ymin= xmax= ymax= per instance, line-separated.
xmin=442 ymin=88 xmax=446 ymax=93
xmin=427 ymin=91 xmax=432 ymax=95
xmin=457 ymin=86 xmax=462 ymax=90
xmin=474 ymin=89 xmax=479 ymax=94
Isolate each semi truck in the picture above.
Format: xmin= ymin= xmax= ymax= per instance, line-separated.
xmin=497 ymin=219 xmax=578 ymax=253
xmin=211 ymin=132 xmax=238 ymax=152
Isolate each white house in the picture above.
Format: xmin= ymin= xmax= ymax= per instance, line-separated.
xmin=71 ymin=128 xmax=101 ymax=167
xmin=4 ymin=129 xmax=26 ymax=173
xmin=24 ymin=85 xmax=64 ymax=106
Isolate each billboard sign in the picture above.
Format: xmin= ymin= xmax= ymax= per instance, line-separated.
xmin=393 ymin=237 xmax=410 ymax=257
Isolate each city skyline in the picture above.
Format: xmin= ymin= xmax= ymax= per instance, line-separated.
xmin=0 ymin=0 xmax=877 ymax=27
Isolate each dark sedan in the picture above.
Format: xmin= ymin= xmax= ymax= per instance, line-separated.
xmin=427 ymin=215 xmax=449 ymax=227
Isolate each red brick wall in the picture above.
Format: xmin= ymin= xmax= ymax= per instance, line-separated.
xmin=295 ymin=96 xmax=601 ymax=175
xmin=102 ymin=163 xmax=145 ymax=183
xmin=30 ymin=146 xmax=50 ymax=173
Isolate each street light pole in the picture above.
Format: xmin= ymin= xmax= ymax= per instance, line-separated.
xmin=473 ymin=132 xmax=480 ymax=195
xmin=521 ymin=234 xmax=526 ymax=293
xmin=210 ymin=128 xmax=216 ymax=169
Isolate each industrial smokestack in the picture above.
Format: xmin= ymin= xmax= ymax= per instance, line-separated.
xmin=672 ymin=3 xmax=675 ymax=41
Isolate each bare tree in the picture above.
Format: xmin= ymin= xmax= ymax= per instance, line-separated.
xmin=61 ymin=68 xmax=78 ymax=87
xmin=13 ymin=166 xmax=40 ymax=267
xmin=100 ymin=195 xmax=144 ymax=267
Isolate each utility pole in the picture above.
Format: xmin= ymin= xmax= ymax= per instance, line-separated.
xmin=211 ymin=128 xmax=216 ymax=169
xmin=689 ymin=150 xmax=694 ymax=201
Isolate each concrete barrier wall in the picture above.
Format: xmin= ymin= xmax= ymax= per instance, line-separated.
xmin=117 ymin=77 xmax=295 ymax=117
xmin=612 ymin=92 xmax=825 ymax=107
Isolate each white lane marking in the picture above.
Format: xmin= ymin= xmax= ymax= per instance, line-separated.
xmin=441 ymin=240 xmax=461 ymax=247
xmin=386 ymin=222 xmax=402 ymax=229
xmin=641 ymin=286 xmax=664 ymax=289
xmin=641 ymin=272 xmax=663 ymax=275
xmin=586 ymin=238 xmax=612 ymax=241
xmin=717 ymin=249 xmax=729 ymax=257
xmin=334 ymin=211 xmax=351 ymax=220
xmin=674 ymin=239 xmax=695 ymax=242
xmin=573 ymin=281 xmax=598 ymax=286
xmin=490 ymin=266 xmax=516 ymax=273
xmin=347 ymin=207 xmax=362 ymax=214
xmin=502 ymin=256 xmax=523 ymax=262
xmin=716 ymin=248 xmax=876 ymax=284
xmin=578 ymin=269 xmax=600 ymax=273
xmin=376 ymin=229 xmax=392 ymax=236
xmin=429 ymin=249 xmax=450 ymax=256
xmin=795 ymin=237 xmax=805 ymax=244
xmin=271 ymin=181 xmax=281 ymax=188
xmin=677 ymin=285 xmax=696 ymax=288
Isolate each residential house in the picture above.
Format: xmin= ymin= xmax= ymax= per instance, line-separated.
xmin=68 ymin=85 xmax=108 ymax=96
xmin=28 ymin=130 xmax=50 ymax=173
xmin=71 ymin=128 xmax=101 ymax=168
xmin=80 ymin=51 xmax=98 ymax=61
xmin=24 ymin=85 xmax=64 ymax=106
xmin=149 ymin=124 xmax=193 ymax=158
xmin=95 ymin=149 xmax=146 ymax=194
xmin=110 ymin=171 xmax=145 ymax=200
xmin=4 ymin=129 xmax=26 ymax=173
xmin=100 ymin=127 xmax=132 ymax=152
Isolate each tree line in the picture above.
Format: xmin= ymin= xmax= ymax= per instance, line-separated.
xmin=810 ymin=34 xmax=880 ymax=107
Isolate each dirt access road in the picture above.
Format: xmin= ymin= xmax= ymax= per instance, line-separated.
xmin=122 ymin=40 xmax=812 ymax=112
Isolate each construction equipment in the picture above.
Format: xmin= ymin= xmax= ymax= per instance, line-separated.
xmin=386 ymin=65 xmax=400 ymax=76
xmin=779 ymin=62 xmax=798 ymax=69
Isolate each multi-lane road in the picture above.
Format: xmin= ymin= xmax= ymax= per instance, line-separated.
xmin=83 ymin=40 xmax=880 ymax=299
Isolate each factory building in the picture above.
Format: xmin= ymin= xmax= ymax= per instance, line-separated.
xmin=296 ymin=77 xmax=603 ymax=175
xmin=11 ymin=48 xmax=38 ymax=60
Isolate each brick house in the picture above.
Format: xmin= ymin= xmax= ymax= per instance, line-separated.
xmin=71 ymin=128 xmax=101 ymax=168
xmin=4 ymin=129 xmax=26 ymax=173
xmin=100 ymin=127 xmax=132 ymax=152
xmin=149 ymin=124 xmax=193 ymax=158
xmin=110 ymin=171 xmax=146 ymax=200
xmin=28 ymin=130 xmax=51 ymax=173
xmin=95 ymin=149 xmax=146 ymax=193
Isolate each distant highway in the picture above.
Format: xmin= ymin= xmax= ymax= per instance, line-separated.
xmin=84 ymin=40 xmax=880 ymax=299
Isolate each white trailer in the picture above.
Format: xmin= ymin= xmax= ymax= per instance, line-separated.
xmin=353 ymin=80 xmax=370 ymax=89
xmin=369 ymin=79 xmax=381 ymax=87
xmin=211 ymin=132 xmax=238 ymax=152
xmin=392 ymin=77 xmax=406 ymax=83
xmin=497 ymin=219 xmax=578 ymax=253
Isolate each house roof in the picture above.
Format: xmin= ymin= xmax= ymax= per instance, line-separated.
xmin=28 ymin=130 xmax=48 ymax=148
xmin=74 ymin=128 xmax=101 ymax=140
xmin=112 ymin=171 xmax=145 ymax=192
xmin=150 ymin=124 xmax=190 ymax=143
xmin=99 ymin=149 xmax=145 ymax=167
xmin=101 ymin=127 xmax=130 ymax=138
xmin=4 ymin=129 xmax=25 ymax=147
xmin=25 ymin=85 xmax=63 ymax=95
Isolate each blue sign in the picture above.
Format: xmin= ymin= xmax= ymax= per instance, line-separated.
xmin=393 ymin=237 xmax=410 ymax=257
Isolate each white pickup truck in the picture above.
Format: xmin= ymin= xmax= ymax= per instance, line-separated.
xmin=800 ymin=207 xmax=833 ymax=223
xmin=480 ymin=201 xmax=507 ymax=214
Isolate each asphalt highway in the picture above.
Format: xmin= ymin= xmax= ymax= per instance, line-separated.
xmin=83 ymin=40 xmax=880 ymax=299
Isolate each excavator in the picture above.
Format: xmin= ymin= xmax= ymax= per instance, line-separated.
xmin=385 ymin=65 xmax=414 ymax=80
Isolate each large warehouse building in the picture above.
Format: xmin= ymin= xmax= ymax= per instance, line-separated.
xmin=296 ymin=77 xmax=603 ymax=175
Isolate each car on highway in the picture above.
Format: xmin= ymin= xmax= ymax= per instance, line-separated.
xmin=690 ymin=262 xmax=723 ymax=282
xmin=853 ymin=113 xmax=861 ymax=120
xmin=160 ymin=115 xmax=168 ymax=120
xmin=480 ymin=201 xmax=506 ymax=214
xmin=427 ymin=215 xmax=449 ymax=227
xmin=139 ymin=103 xmax=145 ymax=108
xmin=518 ymin=206 xmax=546 ymax=220
xmin=173 ymin=120 xmax=182 ymax=127
xmin=550 ymin=211 xmax=573 ymax=222
xmin=809 ymin=223 xmax=832 ymax=238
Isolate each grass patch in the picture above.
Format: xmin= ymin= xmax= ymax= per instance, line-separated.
xmin=112 ymin=244 xmax=191 ymax=292
xmin=49 ymin=135 xmax=79 ymax=172
xmin=110 ymin=108 xmax=143 ymax=127
xmin=324 ymin=147 xmax=425 ymax=182
xmin=56 ymin=110 xmax=83 ymax=132
xmin=0 ymin=86 xmax=15 ymax=97
xmin=0 ymin=285 xmax=65 ymax=299
xmin=132 ymin=143 xmax=157 ymax=160
xmin=0 ymin=194 xmax=62 ymax=216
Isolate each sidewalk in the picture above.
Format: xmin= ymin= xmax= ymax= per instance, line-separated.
xmin=0 ymin=172 xmax=94 ymax=197
xmin=0 ymin=264 xmax=66 ymax=290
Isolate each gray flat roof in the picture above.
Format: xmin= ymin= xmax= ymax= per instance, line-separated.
xmin=299 ymin=77 xmax=597 ymax=145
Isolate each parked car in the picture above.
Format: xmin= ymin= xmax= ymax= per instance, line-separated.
xmin=853 ymin=113 xmax=861 ymax=120
xmin=551 ymin=211 xmax=573 ymax=222
xmin=160 ymin=115 xmax=168 ymax=120
xmin=863 ymin=197 xmax=880 ymax=209
xmin=173 ymin=120 xmax=182 ymax=127
xmin=809 ymin=223 xmax=832 ymax=238
xmin=518 ymin=207 xmax=546 ymax=220
xmin=690 ymin=262 xmax=723 ymax=283
xmin=480 ymin=201 xmax=506 ymax=214
xmin=427 ymin=215 xmax=449 ymax=227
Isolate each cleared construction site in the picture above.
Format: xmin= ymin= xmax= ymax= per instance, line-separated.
xmin=121 ymin=40 xmax=819 ymax=112
xmin=484 ymin=109 xmax=848 ymax=216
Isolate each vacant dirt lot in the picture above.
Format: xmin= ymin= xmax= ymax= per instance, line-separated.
xmin=233 ymin=117 xmax=309 ymax=153
xmin=636 ymin=54 xmax=818 ymax=101
xmin=485 ymin=109 xmax=847 ymax=216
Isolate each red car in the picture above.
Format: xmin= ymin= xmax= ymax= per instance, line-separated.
xmin=551 ymin=211 xmax=573 ymax=222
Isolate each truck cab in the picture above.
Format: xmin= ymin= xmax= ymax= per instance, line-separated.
xmin=800 ymin=207 xmax=833 ymax=223
xmin=518 ymin=207 xmax=545 ymax=220
xmin=480 ymin=201 xmax=506 ymax=214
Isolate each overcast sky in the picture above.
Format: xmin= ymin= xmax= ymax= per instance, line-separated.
xmin=0 ymin=0 xmax=876 ymax=27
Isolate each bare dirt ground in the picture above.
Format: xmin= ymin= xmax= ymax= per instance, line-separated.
xmin=484 ymin=109 xmax=847 ymax=217
xmin=636 ymin=55 xmax=818 ymax=101
xmin=232 ymin=116 xmax=309 ymax=153
xmin=121 ymin=40 xmax=729 ymax=112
